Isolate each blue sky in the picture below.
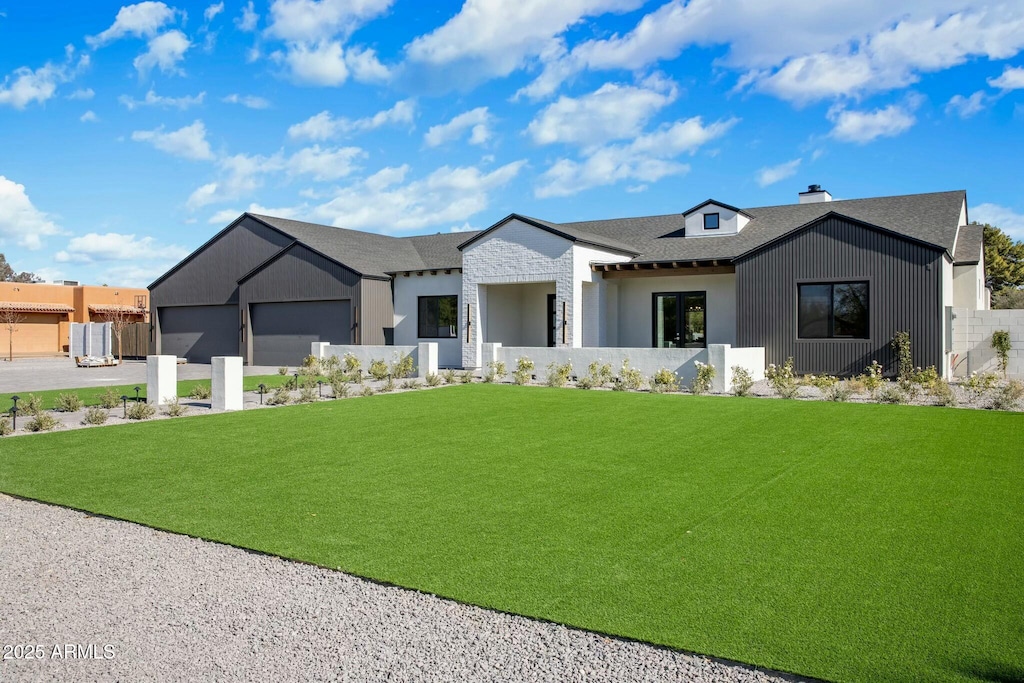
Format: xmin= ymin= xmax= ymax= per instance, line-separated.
xmin=1 ymin=0 xmax=1023 ymax=286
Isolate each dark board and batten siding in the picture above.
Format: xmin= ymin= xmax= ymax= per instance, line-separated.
xmin=736 ymin=216 xmax=944 ymax=376
xmin=360 ymin=278 xmax=394 ymax=345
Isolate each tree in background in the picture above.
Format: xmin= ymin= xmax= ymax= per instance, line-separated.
xmin=980 ymin=224 xmax=1024 ymax=309
xmin=105 ymin=301 xmax=136 ymax=364
xmin=0 ymin=306 xmax=25 ymax=361
xmin=0 ymin=253 xmax=41 ymax=283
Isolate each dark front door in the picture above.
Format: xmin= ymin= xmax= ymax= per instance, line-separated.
xmin=653 ymin=292 xmax=707 ymax=348
xmin=547 ymin=294 xmax=556 ymax=347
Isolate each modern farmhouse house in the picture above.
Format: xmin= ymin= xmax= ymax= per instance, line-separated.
xmin=150 ymin=187 xmax=987 ymax=377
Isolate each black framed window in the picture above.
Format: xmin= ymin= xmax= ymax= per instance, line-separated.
xmin=703 ymin=213 xmax=720 ymax=230
xmin=418 ymin=295 xmax=458 ymax=338
xmin=653 ymin=292 xmax=706 ymax=348
xmin=798 ymin=282 xmax=868 ymax=339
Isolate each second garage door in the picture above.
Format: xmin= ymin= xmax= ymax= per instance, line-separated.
xmin=159 ymin=305 xmax=238 ymax=363
xmin=251 ymin=300 xmax=352 ymax=366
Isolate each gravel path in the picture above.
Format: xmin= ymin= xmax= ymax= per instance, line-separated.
xmin=0 ymin=494 xmax=806 ymax=682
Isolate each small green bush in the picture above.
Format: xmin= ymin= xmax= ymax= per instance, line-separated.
xmin=584 ymin=361 xmax=613 ymax=389
xmin=425 ymin=372 xmax=442 ymax=387
xmin=389 ymin=353 xmax=416 ymax=379
xmin=296 ymin=386 xmax=318 ymax=403
xmin=266 ymin=387 xmax=291 ymax=405
xmin=54 ymin=392 xmax=83 ymax=412
xmin=0 ymin=415 xmax=12 ymax=436
xmin=730 ymin=366 xmax=754 ymax=396
xmin=825 ymin=382 xmax=853 ymax=402
xmin=442 ymin=368 xmax=458 ymax=385
xmin=26 ymin=412 xmax=61 ymax=431
xmin=188 ymin=383 xmax=212 ymax=400
xmin=165 ymin=399 xmax=188 ymax=417
xmin=990 ymin=379 xmax=1024 ymax=411
xmin=575 ymin=375 xmax=595 ymax=389
xmin=863 ymin=361 xmax=885 ymax=396
xmin=360 ymin=385 xmax=375 ymax=397
xmin=127 ymin=402 xmax=156 ymax=420
xmin=82 ymin=406 xmax=110 ymax=425
xmin=766 ymin=358 xmax=799 ymax=399
xmin=650 ymin=368 xmax=680 ymax=393
xmin=333 ymin=383 xmax=351 ymax=398
xmin=877 ymin=385 xmax=908 ymax=404
xmin=320 ymin=354 xmax=341 ymax=375
xmin=931 ymin=380 xmax=957 ymax=407
xmin=342 ymin=353 xmax=361 ymax=375
xmin=369 ymin=359 xmax=389 ymax=381
xmin=803 ymin=374 xmax=839 ymax=391
xmin=691 ymin=361 xmax=716 ymax=395
xmin=546 ymin=361 xmax=573 ymax=388
xmin=891 ymin=331 xmax=913 ymax=381
xmin=847 ymin=375 xmax=868 ymax=395
xmin=401 ymin=379 xmax=421 ymax=390
xmin=457 ymin=370 xmax=474 ymax=384
xmin=898 ymin=379 xmax=921 ymax=402
xmin=614 ymin=359 xmax=644 ymax=391
xmin=512 ymin=357 xmax=534 ymax=385
xmin=277 ymin=366 xmax=289 ymax=376
xmin=97 ymin=387 xmax=121 ymax=409
xmin=912 ymin=366 xmax=941 ymax=391
xmin=992 ymin=330 xmax=1012 ymax=378
xmin=21 ymin=394 xmax=44 ymax=416
xmin=379 ymin=378 xmax=396 ymax=393
xmin=963 ymin=371 xmax=999 ymax=398
xmin=301 ymin=354 xmax=322 ymax=374
xmin=483 ymin=360 xmax=507 ymax=383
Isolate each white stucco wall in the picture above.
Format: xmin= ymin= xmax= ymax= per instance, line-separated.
xmin=953 ymin=263 xmax=987 ymax=310
xmin=393 ymin=272 xmax=464 ymax=368
xmin=484 ymin=282 xmax=554 ymax=347
xmin=614 ymin=273 xmax=737 ymax=347
xmin=683 ymin=205 xmax=749 ymax=237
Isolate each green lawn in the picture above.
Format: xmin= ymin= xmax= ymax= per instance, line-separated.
xmin=0 ymin=385 xmax=1021 ymax=683
xmin=0 ymin=374 xmax=293 ymax=410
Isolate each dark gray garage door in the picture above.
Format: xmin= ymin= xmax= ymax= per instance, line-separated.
xmin=251 ymin=300 xmax=351 ymax=367
xmin=159 ymin=305 xmax=238 ymax=363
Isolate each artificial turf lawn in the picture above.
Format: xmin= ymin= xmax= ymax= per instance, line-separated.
xmin=0 ymin=385 xmax=1021 ymax=683
xmin=0 ymin=374 xmax=292 ymax=411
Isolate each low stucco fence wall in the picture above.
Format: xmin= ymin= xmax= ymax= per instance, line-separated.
xmin=311 ymin=343 xmax=438 ymax=378
xmin=951 ymin=308 xmax=1024 ymax=378
xmin=490 ymin=344 xmax=765 ymax=393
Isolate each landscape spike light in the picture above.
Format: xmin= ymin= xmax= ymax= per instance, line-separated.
xmin=10 ymin=395 xmax=19 ymax=431
xmin=317 ymin=380 xmax=324 ymax=397
xmin=121 ymin=395 xmax=128 ymax=418
xmin=134 ymin=386 xmax=141 ymax=403
xmin=258 ymin=383 xmax=266 ymax=405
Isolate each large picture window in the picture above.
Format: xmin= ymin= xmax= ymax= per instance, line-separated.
xmin=798 ymin=282 xmax=869 ymax=339
xmin=653 ymin=292 xmax=706 ymax=348
xmin=418 ymin=295 xmax=458 ymax=338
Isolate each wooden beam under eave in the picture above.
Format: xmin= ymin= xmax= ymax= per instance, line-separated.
xmin=601 ymin=265 xmax=736 ymax=279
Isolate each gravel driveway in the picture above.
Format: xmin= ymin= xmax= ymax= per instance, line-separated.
xmin=0 ymin=494 xmax=806 ymax=682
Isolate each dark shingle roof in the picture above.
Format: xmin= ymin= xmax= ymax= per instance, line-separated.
xmin=250 ymin=214 xmax=478 ymax=277
xmin=953 ymin=223 xmax=984 ymax=264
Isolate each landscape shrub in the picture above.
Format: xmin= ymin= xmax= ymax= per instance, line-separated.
xmin=369 ymin=359 xmax=389 ymax=381
xmin=803 ymin=374 xmax=839 ymax=391
xmin=585 ymin=361 xmax=613 ymax=388
xmin=766 ymin=358 xmax=799 ymax=399
xmin=649 ymin=368 xmax=680 ymax=393
xmin=97 ymin=387 xmax=121 ymax=409
xmin=863 ymin=361 xmax=886 ymax=397
xmin=425 ymin=372 xmax=442 ymax=387
xmin=730 ymin=366 xmax=754 ymax=396
xmin=512 ymin=357 xmax=534 ymax=385
xmin=846 ymin=376 xmax=868 ymax=394
xmin=691 ymin=362 xmax=715 ymax=395
xmin=891 ymin=331 xmax=913 ymax=381
xmin=320 ymin=354 xmax=341 ymax=375
xmin=379 ymin=378 xmax=396 ymax=393
xmin=26 ymin=412 xmax=61 ymax=431
xmin=0 ymin=415 xmax=12 ymax=436
xmin=82 ymin=406 xmax=110 ymax=425
xmin=990 ymin=379 xmax=1024 ymax=411
xmin=277 ymin=367 xmax=288 ymax=376
xmin=877 ymin=385 xmax=908 ymax=404
xmin=360 ymin=385 xmax=375 ymax=397
xmin=575 ymin=375 xmax=595 ymax=389
xmin=546 ymin=361 xmax=573 ymax=388
xmin=898 ymin=379 xmax=921 ymax=402
xmin=614 ymin=359 xmax=644 ymax=391
xmin=54 ymin=392 xmax=83 ymax=412
xmin=442 ymin=368 xmax=458 ymax=385
xmin=266 ymin=387 xmax=291 ymax=405
xmin=401 ymin=380 xmax=421 ymax=390
xmin=911 ymin=366 xmax=941 ymax=392
xmin=483 ymin=360 xmax=507 ymax=383
xmin=991 ymin=330 xmax=1012 ymax=378
xmin=342 ymin=353 xmax=362 ymax=376
xmin=328 ymin=371 xmax=347 ymax=398
xmin=21 ymin=394 xmax=44 ymax=416
xmin=165 ymin=399 xmax=188 ymax=417
xmin=189 ymin=383 xmax=212 ymax=400
xmin=962 ymin=371 xmax=999 ymax=398
xmin=825 ymin=382 xmax=853 ymax=402
xmin=389 ymin=353 xmax=416 ymax=379
xmin=930 ymin=380 xmax=957 ymax=407
xmin=301 ymin=354 xmax=322 ymax=375
xmin=333 ymin=382 xmax=351 ymax=399
xmin=296 ymin=386 xmax=318 ymax=403
xmin=457 ymin=370 xmax=474 ymax=384
xmin=126 ymin=402 xmax=156 ymax=420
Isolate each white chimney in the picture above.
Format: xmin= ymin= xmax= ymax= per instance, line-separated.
xmin=798 ymin=184 xmax=832 ymax=204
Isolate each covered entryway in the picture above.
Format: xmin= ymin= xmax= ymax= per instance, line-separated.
xmin=483 ymin=282 xmax=555 ymax=348
xmin=250 ymin=300 xmax=351 ymax=366
xmin=158 ymin=305 xmax=238 ymax=363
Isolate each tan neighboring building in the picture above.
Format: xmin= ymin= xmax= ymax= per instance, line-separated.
xmin=0 ymin=282 xmax=149 ymax=358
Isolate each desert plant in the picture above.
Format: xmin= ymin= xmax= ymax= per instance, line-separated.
xmin=863 ymin=361 xmax=886 ymax=397
xmin=329 ymin=371 xmax=348 ymax=398
xmin=126 ymin=401 xmax=156 ymax=420
xmin=360 ymin=385 xmax=375 ymax=397
xmin=188 ymin=383 xmax=212 ymax=400
xmin=911 ymin=366 xmax=941 ymax=392
xmin=546 ymin=361 xmax=573 ymax=388
xmin=512 ymin=357 xmax=534 ymax=385
xmin=369 ymin=359 xmax=389 ymax=381
xmin=766 ymin=358 xmax=799 ymax=399
xmin=26 ymin=412 xmax=61 ymax=431
xmin=825 ymin=382 xmax=853 ymax=402
xmin=320 ymin=354 xmax=341 ymax=375
xmin=614 ymin=359 xmax=644 ymax=391
xmin=931 ymin=380 xmax=957 ymax=407
xmin=390 ymin=352 xmax=416 ymax=379
xmin=990 ymin=379 xmax=1024 ymax=411
xmin=898 ymin=379 xmax=921 ymax=402
xmin=877 ymin=385 xmax=908 ymax=404
xmin=333 ymin=382 xmax=351 ymax=398
xmin=0 ymin=415 xmax=13 ymax=436
xmin=82 ymin=406 xmax=110 ymax=425
xmin=165 ymin=398 xmax=188 ymax=417
xmin=847 ymin=375 xmax=868 ymax=395
xmin=992 ymin=330 xmax=1012 ymax=378
xmin=277 ymin=366 xmax=288 ymax=376
xmin=803 ymin=374 xmax=839 ymax=391
xmin=457 ymin=370 xmax=474 ymax=384
xmin=575 ymin=375 xmax=595 ymax=389
xmin=97 ymin=387 xmax=121 ymax=409
xmin=650 ymin=367 xmax=680 ymax=393
xmin=691 ymin=361 xmax=716 ymax=395
xmin=963 ymin=371 xmax=999 ymax=398
xmin=585 ymin=360 xmax=613 ymax=388
xmin=730 ymin=366 xmax=754 ymax=396
xmin=54 ymin=392 xmax=83 ymax=412
xmin=20 ymin=394 xmax=44 ymax=416
xmin=425 ymin=372 xmax=442 ymax=387
xmin=342 ymin=353 xmax=362 ymax=375
xmin=379 ymin=378 xmax=396 ymax=393
xmin=301 ymin=354 xmax=322 ymax=373
xmin=296 ymin=386 xmax=318 ymax=403
xmin=442 ymin=368 xmax=457 ymax=384
xmin=401 ymin=379 xmax=421 ymax=390
xmin=483 ymin=360 xmax=507 ymax=383
xmin=891 ymin=331 xmax=913 ymax=382
xmin=266 ymin=387 xmax=291 ymax=405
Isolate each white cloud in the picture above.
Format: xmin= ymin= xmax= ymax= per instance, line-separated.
xmin=945 ymin=91 xmax=987 ymax=118
xmin=87 ymin=1 xmax=178 ymax=47
xmin=0 ymin=62 xmax=69 ymax=109
xmin=345 ymin=46 xmax=390 ymax=83
xmin=424 ymin=107 xmax=493 ymax=147
xmin=287 ymin=99 xmax=415 ymax=140
xmin=0 ymin=176 xmax=62 ymax=249
xmin=132 ymin=120 xmax=214 ymax=160
xmin=526 ymin=76 xmax=678 ymax=147
xmin=756 ymin=158 xmax=801 ymax=187
xmin=80 ymin=110 xmax=98 ymax=123
xmin=266 ymin=0 xmax=394 ymax=43
xmin=119 ymin=89 xmax=205 ymax=110
xmin=406 ymin=0 xmax=642 ymax=83
xmin=222 ymin=93 xmax=270 ymax=109
xmin=972 ymin=203 xmax=1024 ymax=240
xmin=282 ymin=40 xmax=348 ymax=85
xmin=828 ymin=104 xmax=916 ymax=143
xmin=68 ymin=88 xmax=95 ymax=100
xmin=988 ymin=66 xmax=1024 ymax=90
xmin=536 ymin=116 xmax=738 ymax=197
xmin=134 ymin=30 xmax=192 ymax=77
xmin=286 ymin=145 xmax=364 ymax=180
xmin=55 ymin=232 xmax=188 ymax=264
xmin=204 ymin=2 xmax=224 ymax=22
xmin=236 ymin=1 xmax=259 ymax=31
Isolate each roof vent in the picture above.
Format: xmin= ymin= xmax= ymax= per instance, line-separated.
xmin=799 ymin=184 xmax=832 ymax=204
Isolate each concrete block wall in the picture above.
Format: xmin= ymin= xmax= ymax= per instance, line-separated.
xmin=951 ymin=308 xmax=1024 ymax=378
